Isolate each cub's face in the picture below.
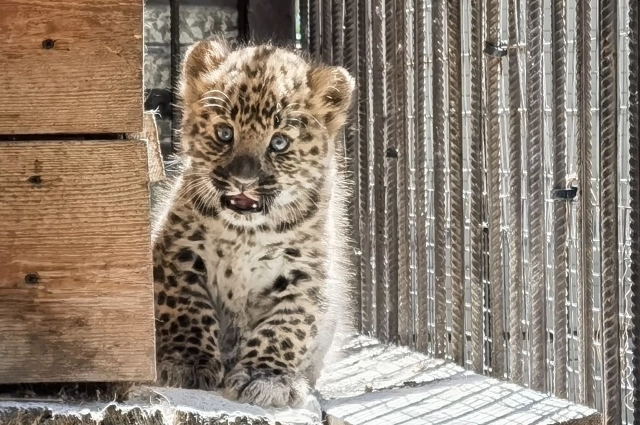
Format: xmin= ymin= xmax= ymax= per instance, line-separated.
xmin=179 ymin=41 xmax=354 ymax=229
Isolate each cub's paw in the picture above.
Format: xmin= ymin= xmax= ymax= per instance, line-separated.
xmin=223 ymin=367 xmax=308 ymax=408
xmin=156 ymin=356 xmax=224 ymax=391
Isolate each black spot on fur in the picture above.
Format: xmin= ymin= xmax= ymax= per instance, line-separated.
xmin=280 ymin=338 xmax=293 ymax=350
xmin=227 ymin=290 xmax=234 ymax=299
xmin=225 ymin=268 xmax=233 ymax=278
xmin=294 ymin=329 xmax=307 ymax=341
xmin=260 ymin=329 xmax=276 ymax=339
xmin=177 ymin=315 xmax=191 ymax=327
xmin=176 ymin=248 xmax=194 ymax=262
xmin=216 ymin=249 xmax=224 ymax=258
xmin=309 ymin=146 xmax=320 ymax=155
xmin=264 ymin=345 xmax=279 ymax=355
xmin=247 ymin=338 xmax=261 ymax=347
xmin=157 ymin=291 xmax=167 ymax=305
xmin=284 ymin=248 xmax=301 ymax=257
xmin=193 ymin=256 xmax=206 ymax=272
xmin=290 ymin=269 xmax=310 ymax=285
xmin=245 ymin=350 xmax=259 ymax=358
xmin=166 ymin=296 xmax=177 ymax=308
xmin=188 ymin=229 xmax=206 ymax=241
xmin=153 ymin=266 xmax=165 ymax=281
xmin=184 ymin=271 xmax=201 ymax=285
xmin=202 ymin=316 xmax=215 ymax=326
xmin=272 ymin=275 xmax=289 ymax=292
xmin=283 ymin=352 xmax=295 ymax=361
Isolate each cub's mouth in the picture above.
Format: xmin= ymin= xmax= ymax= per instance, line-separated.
xmin=222 ymin=193 xmax=263 ymax=214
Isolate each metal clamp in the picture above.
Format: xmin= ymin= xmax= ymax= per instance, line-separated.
xmin=551 ymin=186 xmax=578 ymax=200
xmin=484 ymin=41 xmax=508 ymax=57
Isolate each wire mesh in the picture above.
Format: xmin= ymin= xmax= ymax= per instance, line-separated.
xmin=298 ymin=0 xmax=636 ymax=421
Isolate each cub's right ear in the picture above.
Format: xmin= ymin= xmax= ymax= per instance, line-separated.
xmin=180 ymin=39 xmax=230 ymax=104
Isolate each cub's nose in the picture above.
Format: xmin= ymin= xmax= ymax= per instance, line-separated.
xmin=225 ymin=155 xmax=261 ymax=182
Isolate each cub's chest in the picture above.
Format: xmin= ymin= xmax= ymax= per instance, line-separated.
xmin=207 ymin=242 xmax=286 ymax=311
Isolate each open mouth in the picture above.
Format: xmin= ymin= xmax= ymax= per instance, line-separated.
xmin=221 ymin=193 xmax=263 ymax=214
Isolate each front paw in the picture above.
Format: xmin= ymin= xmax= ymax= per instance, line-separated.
xmin=223 ymin=367 xmax=308 ymax=408
xmin=156 ymin=356 xmax=223 ymax=390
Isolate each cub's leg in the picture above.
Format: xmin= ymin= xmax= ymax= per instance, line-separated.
xmin=223 ymin=268 xmax=320 ymax=408
xmin=154 ymin=247 xmax=223 ymax=390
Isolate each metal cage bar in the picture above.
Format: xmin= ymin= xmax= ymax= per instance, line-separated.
xmin=506 ymin=0 xmax=524 ymax=385
xmin=525 ymin=0 xmax=547 ymax=392
xmin=484 ymin=0 xmax=505 ymax=378
xmin=551 ymin=0 xmax=569 ymax=399
xmin=575 ymin=0 xmax=596 ymax=408
xmin=629 ymin=0 xmax=640 ymax=420
xmin=448 ymin=0 xmax=466 ymax=366
xmin=415 ymin=0 xmax=430 ymax=354
xmin=468 ymin=0 xmax=485 ymax=374
xmin=432 ymin=0 xmax=448 ymax=358
xmin=599 ymin=0 xmax=622 ymax=421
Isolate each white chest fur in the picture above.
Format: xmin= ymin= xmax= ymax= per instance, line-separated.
xmin=203 ymin=229 xmax=288 ymax=316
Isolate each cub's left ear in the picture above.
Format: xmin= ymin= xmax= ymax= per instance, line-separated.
xmin=307 ymin=66 xmax=355 ymax=131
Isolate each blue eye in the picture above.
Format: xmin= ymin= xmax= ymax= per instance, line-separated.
xmin=216 ymin=124 xmax=234 ymax=143
xmin=270 ymin=134 xmax=290 ymax=153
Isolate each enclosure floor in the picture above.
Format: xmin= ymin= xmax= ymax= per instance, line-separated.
xmin=0 ymin=335 xmax=600 ymax=425
xmin=318 ymin=336 xmax=601 ymax=425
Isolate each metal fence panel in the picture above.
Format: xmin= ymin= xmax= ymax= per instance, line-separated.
xmin=300 ymin=0 xmax=635 ymax=421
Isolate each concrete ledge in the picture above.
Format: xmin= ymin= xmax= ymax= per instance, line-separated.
xmin=0 ymin=388 xmax=321 ymax=425
xmin=0 ymin=335 xmax=600 ymax=425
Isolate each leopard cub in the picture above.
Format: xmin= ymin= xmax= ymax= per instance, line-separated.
xmin=152 ymin=39 xmax=355 ymax=408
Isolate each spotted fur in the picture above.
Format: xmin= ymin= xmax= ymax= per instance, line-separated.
xmin=151 ymin=39 xmax=355 ymax=408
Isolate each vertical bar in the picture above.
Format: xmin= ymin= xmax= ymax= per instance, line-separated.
xmin=599 ymin=0 xmax=621 ymax=420
xmin=628 ymin=0 xmax=640 ymax=420
xmin=526 ymin=0 xmax=547 ymax=392
xmin=396 ymin=0 xmax=414 ymax=347
xmin=384 ymin=0 xmax=400 ymax=344
xmin=344 ymin=0 xmax=361 ymax=330
xmin=402 ymin=0 xmax=416 ymax=348
xmin=373 ymin=0 xmax=389 ymax=343
xmin=169 ymin=0 xmax=180 ymax=153
xmin=432 ymin=0 xmax=448 ymax=358
xmin=507 ymin=0 xmax=524 ymax=385
xmin=415 ymin=0 xmax=430 ymax=353
xmin=360 ymin=0 xmax=376 ymax=336
xmin=484 ymin=0 xmax=505 ymax=378
xmin=323 ymin=0 xmax=333 ymax=63
xmin=575 ymin=0 xmax=595 ymax=408
xmin=300 ymin=0 xmax=309 ymax=50
xmin=332 ymin=0 xmax=344 ymax=64
xmin=448 ymin=0 xmax=465 ymax=365
xmin=551 ymin=0 xmax=568 ymax=399
xmin=469 ymin=0 xmax=485 ymax=374
xmin=309 ymin=0 xmax=321 ymax=57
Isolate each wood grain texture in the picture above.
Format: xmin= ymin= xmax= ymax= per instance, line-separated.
xmin=0 ymin=0 xmax=143 ymax=134
xmin=0 ymin=140 xmax=155 ymax=383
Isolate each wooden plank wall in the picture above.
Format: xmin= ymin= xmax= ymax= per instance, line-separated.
xmin=0 ymin=0 xmax=155 ymax=384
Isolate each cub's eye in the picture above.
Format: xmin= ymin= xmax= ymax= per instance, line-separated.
xmin=215 ymin=124 xmax=234 ymax=143
xmin=274 ymin=114 xmax=281 ymax=127
xmin=270 ymin=134 xmax=290 ymax=153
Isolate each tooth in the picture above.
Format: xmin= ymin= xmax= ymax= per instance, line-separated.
xmin=230 ymin=199 xmax=236 ymax=205
xmin=251 ymin=203 xmax=258 ymax=208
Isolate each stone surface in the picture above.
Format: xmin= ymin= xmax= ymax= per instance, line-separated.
xmin=0 ymin=335 xmax=601 ymax=425
xmin=0 ymin=388 xmax=320 ymax=425
xmin=316 ymin=336 xmax=601 ymax=425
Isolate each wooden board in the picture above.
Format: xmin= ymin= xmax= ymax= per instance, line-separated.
xmin=0 ymin=0 xmax=143 ymax=135
xmin=0 ymin=140 xmax=155 ymax=383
